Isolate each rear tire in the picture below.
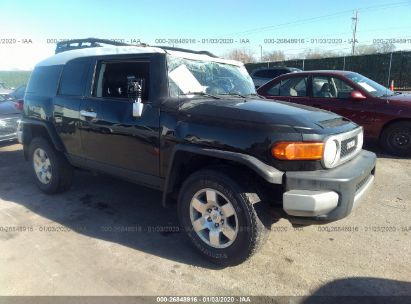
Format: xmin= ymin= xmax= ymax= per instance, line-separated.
xmin=29 ymin=137 xmax=73 ymax=194
xmin=178 ymin=169 xmax=269 ymax=266
xmin=380 ymin=121 xmax=411 ymax=156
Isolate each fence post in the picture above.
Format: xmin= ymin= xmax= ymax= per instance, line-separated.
xmin=302 ymin=59 xmax=305 ymax=70
xmin=387 ymin=52 xmax=393 ymax=87
xmin=343 ymin=56 xmax=346 ymax=71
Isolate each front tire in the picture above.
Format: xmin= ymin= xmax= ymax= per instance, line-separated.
xmin=29 ymin=138 xmax=73 ymax=194
xmin=178 ymin=169 xmax=269 ymax=266
xmin=380 ymin=121 xmax=411 ymax=156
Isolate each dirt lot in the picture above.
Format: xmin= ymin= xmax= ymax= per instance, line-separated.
xmin=0 ymin=142 xmax=410 ymax=297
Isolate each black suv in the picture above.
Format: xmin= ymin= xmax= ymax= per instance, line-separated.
xmin=19 ymin=39 xmax=376 ymax=266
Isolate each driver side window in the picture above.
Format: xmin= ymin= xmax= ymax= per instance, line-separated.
xmin=93 ymin=61 xmax=150 ymax=101
xmin=312 ymin=76 xmax=354 ymax=99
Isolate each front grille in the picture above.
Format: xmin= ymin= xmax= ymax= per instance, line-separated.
xmin=323 ymin=127 xmax=363 ymax=168
xmin=0 ymin=117 xmax=19 ymax=137
xmin=340 ymin=135 xmax=358 ymax=158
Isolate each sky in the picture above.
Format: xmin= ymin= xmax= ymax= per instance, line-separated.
xmin=0 ymin=0 xmax=410 ymax=70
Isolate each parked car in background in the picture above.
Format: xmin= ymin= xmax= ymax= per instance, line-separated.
xmin=257 ymin=70 xmax=411 ymax=156
xmin=6 ymin=84 xmax=26 ymax=111
xmin=0 ymin=95 xmax=22 ymax=142
xmin=250 ymin=67 xmax=301 ymax=88
xmin=6 ymin=84 xmax=26 ymax=100
xmin=0 ymin=82 xmax=13 ymax=97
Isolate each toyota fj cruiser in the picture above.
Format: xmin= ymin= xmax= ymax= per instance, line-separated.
xmin=18 ymin=39 xmax=376 ymax=266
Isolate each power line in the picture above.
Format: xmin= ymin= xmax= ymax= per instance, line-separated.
xmin=221 ymin=1 xmax=409 ymax=37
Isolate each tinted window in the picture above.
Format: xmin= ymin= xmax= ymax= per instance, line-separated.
xmin=312 ymin=76 xmax=354 ymax=98
xmin=253 ymin=70 xmax=268 ymax=78
xmin=93 ymin=61 xmax=150 ymax=100
xmin=26 ymin=65 xmax=62 ymax=96
xmin=254 ymin=69 xmax=282 ymax=78
xmin=59 ymin=58 xmax=91 ymax=96
xmin=266 ymin=82 xmax=281 ymax=95
xmin=267 ymin=70 xmax=283 ymax=78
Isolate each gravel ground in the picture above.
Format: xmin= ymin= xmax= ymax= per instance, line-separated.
xmin=0 ymin=142 xmax=410 ymax=297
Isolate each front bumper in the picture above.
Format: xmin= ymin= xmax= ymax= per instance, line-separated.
xmin=283 ymin=150 xmax=376 ymax=224
xmin=0 ymin=116 xmax=20 ymax=142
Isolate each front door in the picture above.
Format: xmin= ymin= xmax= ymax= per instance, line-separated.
xmin=80 ymin=57 xmax=161 ymax=187
xmin=310 ymin=75 xmax=375 ymax=135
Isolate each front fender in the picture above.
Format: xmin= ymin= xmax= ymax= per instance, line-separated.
xmin=161 ymin=143 xmax=284 ymax=206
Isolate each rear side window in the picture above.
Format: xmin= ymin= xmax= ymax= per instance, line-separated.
xmin=280 ymin=77 xmax=307 ymax=96
xmin=26 ymin=65 xmax=62 ymax=96
xmin=58 ymin=58 xmax=91 ymax=96
xmin=265 ymin=77 xmax=307 ymax=97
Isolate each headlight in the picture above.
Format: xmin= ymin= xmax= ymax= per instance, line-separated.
xmin=323 ymin=139 xmax=339 ymax=168
xmin=357 ymin=130 xmax=364 ymax=150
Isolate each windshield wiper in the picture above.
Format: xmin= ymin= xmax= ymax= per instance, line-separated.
xmin=180 ymin=91 xmax=220 ymax=99
xmin=220 ymin=92 xmax=247 ymax=98
xmin=380 ymin=93 xmax=396 ymax=97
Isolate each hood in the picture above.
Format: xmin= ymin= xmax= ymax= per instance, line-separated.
xmin=385 ymin=93 xmax=411 ymax=104
xmin=177 ymin=98 xmax=354 ymax=133
xmin=0 ymin=100 xmax=20 ymax=116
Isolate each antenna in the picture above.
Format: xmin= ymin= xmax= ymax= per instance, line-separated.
xmin=351 ymin=10 xmax=359 ymax=55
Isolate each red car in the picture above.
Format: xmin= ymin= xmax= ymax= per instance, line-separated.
xmin=257 ymin=70 xmax=411 ymax=156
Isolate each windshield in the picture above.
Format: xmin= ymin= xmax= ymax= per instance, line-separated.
xmin=346 ymin=72 xmax=394 ymax=97
xmin=167 ymin=55 xmax=256 ymax=98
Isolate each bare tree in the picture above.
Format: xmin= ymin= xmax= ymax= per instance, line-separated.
xmin=262 ymin=50 xmax=285 ymax=62
xmin=373 ymin=41 xmax=396 ymax=53
xmin=224 ymin=49 xmax=256 ymax=63
xmin=298 ymin=48 xmax=340 ymax=59
xmin=355 ymin=42 xmax=396 ymax=55
xmin=355 ymin=44 xmax=377 ymax=55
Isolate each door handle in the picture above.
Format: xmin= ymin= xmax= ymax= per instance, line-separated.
xmin=80 ymin=110 xmax=97 ymax=118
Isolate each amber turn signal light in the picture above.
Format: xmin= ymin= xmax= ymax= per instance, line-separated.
xmin=271 ymin=142 xmax=324 ymax=160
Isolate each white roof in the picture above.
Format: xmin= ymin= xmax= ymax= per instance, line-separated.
xmin=36 ymin=46 xmax=243 ymax=67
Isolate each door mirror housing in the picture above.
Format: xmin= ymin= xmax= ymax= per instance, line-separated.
xmin=350 ymin=90 xmax=366 ymax=100
xmin=128 ymin=76 xmax=145 ymax=117
xmin=133 ymin=102 xmax=144 ymax=117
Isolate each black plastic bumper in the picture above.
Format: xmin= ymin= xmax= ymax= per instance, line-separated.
xmin=284 ymin=150 xmax=376 ymax=225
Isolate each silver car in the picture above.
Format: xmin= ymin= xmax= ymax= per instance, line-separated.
xmin=0 ymin=96 xmax=21 ymax=142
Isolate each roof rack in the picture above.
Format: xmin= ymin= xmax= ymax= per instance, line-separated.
xmin=153 ymin=46 xmax=219 ymax=58
xmin=55 ymin=38 xmax=137 ymax=54
xmin=54 ymin=38 xmax=219 ymax=58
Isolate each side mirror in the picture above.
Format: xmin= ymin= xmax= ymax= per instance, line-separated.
xmin=350 ymin=90 xmax=366 ymax=100
xmin=127 ymin=76 xmax=145 ymax=117
xmin=133 ymin=102 xmax=144 ymax=117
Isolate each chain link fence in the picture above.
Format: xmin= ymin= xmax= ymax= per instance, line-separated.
xmin=245 ymin=51 xmax=411 ymax=90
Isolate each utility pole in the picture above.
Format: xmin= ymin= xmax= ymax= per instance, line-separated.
xmin=351 ymin=10 xmax=358 ymax=56
xmin=259 ymin=45 xmax=263 ymax=62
